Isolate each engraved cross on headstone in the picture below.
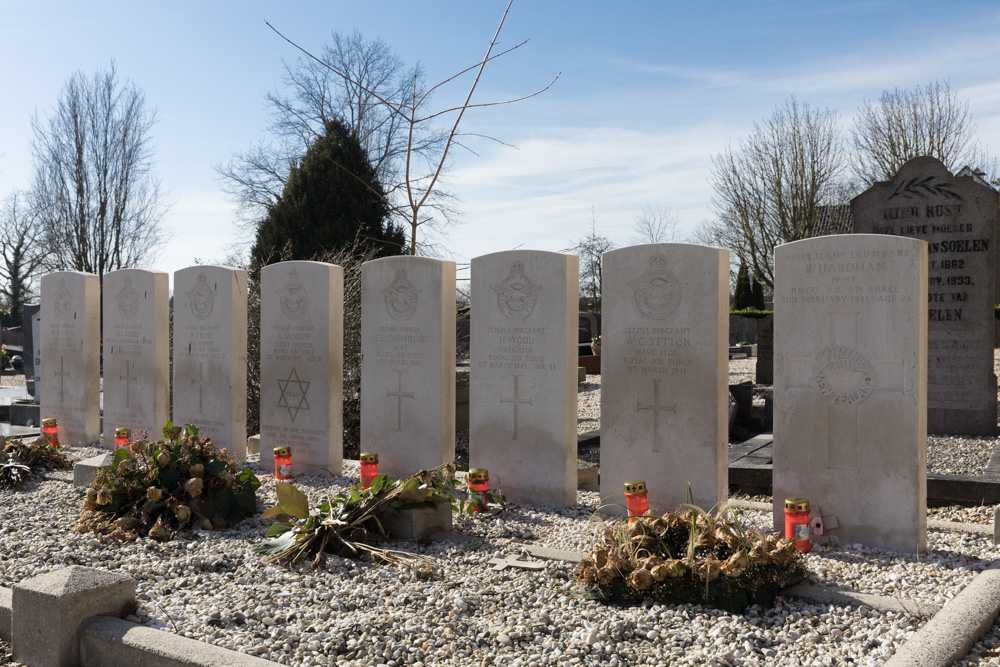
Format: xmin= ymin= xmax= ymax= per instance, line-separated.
xmin=55 ymin=356 xmax=71 ymax=403
xmin=386 ymin=369 xmax=414 ymax=432
xmin=191 ymin=361 xmax=212 ymax=415
xmin=636 ymin=378 xmax=676 ymax=452
xmin=781 ymin=309 xmax=911 ymax=471
xmin=119 ymin=359 xmax=138 ymax=408
xmin=500 ymin=373 xmax=533 ymax=441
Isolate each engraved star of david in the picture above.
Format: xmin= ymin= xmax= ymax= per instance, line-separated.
xmin=276 ymin=367 xmax=311 ymax=421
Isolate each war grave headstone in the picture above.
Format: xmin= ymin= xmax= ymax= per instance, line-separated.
xmin=259 ymin=261 xmax=343 ymax=476
xmin=772 ymin=235 xmax=927 ymax=553
xmin=102 ymin=269 xmax=169 ymax=446
xmin=361 ymin=256 xmax=456 ymax=480
xmin=852 ymin=156 xmax=998 ymax=436
xmin=600 ymin=244 xmax=729 ymax=515
xmin=755 ymin=314 xmax=774 ymax=385
xmin=40 ymin=271 xmax=100 ymax=445
xmin=173 ymin=266 xmax=248 ymax=461
xmin=470 ymin=250 xmax=579 ymax=506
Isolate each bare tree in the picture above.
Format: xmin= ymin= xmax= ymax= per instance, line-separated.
xmin=216 ymin=31 xmax=442 ymax=235
xmin=267 ymin=0 xmax=558 ymax=255
xmin=631 ymin=203 xmax=682 ymax=244
xmin=707 ymin=97 xmax=848 ymax=289
xmin=566 ymin=207 xmax=615 ymax=312
xmin=30 ymin=62 xmax=166 ymax=276
xmin=853 ymin=80 xmax=996 ymax=186
xmin=0 ymin=192 xmax=50 ymax=321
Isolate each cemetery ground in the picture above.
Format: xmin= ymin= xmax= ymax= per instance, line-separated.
xmin=4 ymin=362 xmax=1000 ymax=665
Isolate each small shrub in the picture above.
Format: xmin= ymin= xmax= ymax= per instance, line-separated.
xmin=0 ymin=436 xmax=71 ymax=489
xmin=575 ymin=506 xmax=806 ymax=613
xmin=75 ymin=422 xmax=260 ymax=541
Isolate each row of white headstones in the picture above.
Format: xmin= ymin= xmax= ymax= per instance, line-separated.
xmin=40 ymin=235 xmax=928 ymax=552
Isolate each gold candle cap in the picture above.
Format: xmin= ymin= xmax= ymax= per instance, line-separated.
xmin=42 ymin=418 xmax=58 ymax=427
xmin=273 ymin=446 xmax=292 ymax=457
xmin=784 ymin=497 xmax=809 ymax=512
xmin=468 ymin=468 xmax=489 ymax=483
xmin=624 ymin=481 xmax=647 ymax=494
xmin=115 ymin=427 xmax=131 ymax=438
xmin=360 ymin=452 xmax=379 ymax=463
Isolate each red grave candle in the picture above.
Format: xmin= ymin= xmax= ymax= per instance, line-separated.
xmin=624 ymin=481 xmax=649 ymax=523
xmin=468 ymin=468 xmax=489 ymax=513
xmin=42 ymin=418 xmax=60 ymax=448
xmin=114 ymin=427 xmax=131 ymax=451
xmin=784 ymin=497 xmax=811 ymax=553
xmin=273 ymin=446 xmax=293 ymax=481
xmin=359 ymin=452 xmax=379 ymax=490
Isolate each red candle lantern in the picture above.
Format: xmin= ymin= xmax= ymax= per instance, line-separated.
xmin=273 ymin=446 xmax=293 ymax=481
xmin=624 ymin=481 xmax=649 ymax=522
xmin=42 ymin=418 xmax=60 ymax=448
xmin=784 ymin=497 xmax=811 ymax=553
xmin=468 ymin=468 xmax=489 ymax=512
xmin=114 ymin=427 xmax=131 ymax=451
xmin=359 ymin=452 xmax=379 ymax=490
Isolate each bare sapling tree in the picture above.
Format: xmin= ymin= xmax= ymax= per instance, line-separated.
xmin=30 ymin=61 xmax=167 ymax=276
xmin=707 ymin=97 xmax=848 ymax=289
xmin=566 ymin=207 xmax=615 ymax=312
xmin=0 ymin=192 xmax=50 ymax=321
xmin=853 ymin=80 xmax=997 ymax=186
xmin=267 ymin=0 xmax=559 ymax=255
xmin=217 ymin=31 xmax=441 ymax=236
xmin=631 ymin=203 xmax=683 ymax=244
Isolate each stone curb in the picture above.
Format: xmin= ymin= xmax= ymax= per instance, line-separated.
xmin=884 ymin=565 xmax=1000 ymax=666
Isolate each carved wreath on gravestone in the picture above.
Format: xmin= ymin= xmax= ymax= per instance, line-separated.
xmin=628 ymin=254 xmax=684 ymax=320
xmin=382 ymin=268 xmax=420 ymax=321
xmin=116 ymin=278 xmax=140 ymax=320
xmin=277 ymin=269 xmax=309 ymax=321
xmin=491 ymin=261 xmax=541 ymax=320
xmin=888 ymin=176 xmax=961 ymax=201
xmin=53 ymin=278 xmax=73 ymax=320
xmin=186 ymin=272 xmax=215 ymax=320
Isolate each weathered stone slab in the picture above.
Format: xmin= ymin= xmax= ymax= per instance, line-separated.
xmin=470 ymin=250 xmax=578 ymax=507
xmin=772 ymin=234 xmax=927 ymax=553
xmin=40 ymin=271 xmax=100 ymax=446
xmin=259 ymin=261 xmax=343 ymax=476
xmin=756 ymin=314 xmax=774 ymax=385
xmin=600 ymin=244 xmax=729 ymax=515
xmin=101 ymin=269 xmax=169 ymax=446
xmin=361 ymin=256 xmax=456 ymax=480
xmin=172 ymin=266 xmax=248 ymax=461
xmin=852 ymin=157 xmax=998 ymax=436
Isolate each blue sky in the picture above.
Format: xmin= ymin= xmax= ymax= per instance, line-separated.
xmin=2 ymin=1 xmax=999 ymax=291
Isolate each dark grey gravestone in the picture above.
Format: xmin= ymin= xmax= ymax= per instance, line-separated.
xmin=22 ymin=304 xmax=40 ymax=399
xmin=851 ymin=156 xmax=999 ymax=436
xmin=755 ymin=314 xmax=773 ymax=385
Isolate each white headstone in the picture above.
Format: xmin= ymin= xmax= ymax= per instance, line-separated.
xmin=102 ymin=269 xmax=170 ymax=446
xmin=259 ymin=261 xmax=344 ymax=476
xmin=361 ymin=256 xmax=456 ymax=479
xmin=470 ymin=250 xmax=578 ymax=507
xmin=600 ymin=244 xmax=729 ymax=515
xmin=40 ymin=271 xmax=100 ymax=445
xmin=173 ymin=266 xmax=249 ymax=461
xmin=772 ymin=234 xmax=927 ymax=553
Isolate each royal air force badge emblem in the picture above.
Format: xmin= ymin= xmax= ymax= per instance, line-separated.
xmin=53 ymin=278 xmax=73 ymax=320
xmin=277 ymin=269 xmax=309 ymax=320
xmin=116 ymin=277 xmax=140 ymax=320
xmin=491 ymin=261 xmax=541 ymax=320
xmin=381 ymin=268 xmax=420 ymax=321
xmin=187 ymin=272 xmax=216 ymax=320
xmin=628 ymin=254 xmax=684 ymax=319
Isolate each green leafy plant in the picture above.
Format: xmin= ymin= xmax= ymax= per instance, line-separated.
xmin=255 ymin=463 xmax=505 ymax=568
xmin=575 ymin=502 xmax=806 ymax=613
xmin=74 ymin=422 xmax=260 ymax=541
xmin=0 ymin=435 xmax=72 ymax=489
